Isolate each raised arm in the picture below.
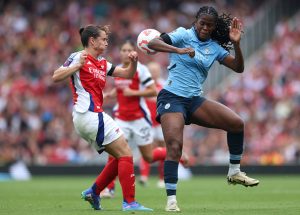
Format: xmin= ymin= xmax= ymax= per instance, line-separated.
xmin=112 ymin=51 xmax=138 ymax=79
xmin=148 ymin=37 xmax=195 ymax=57
xmin=123 ymin=83 xmax=157 ymax=97
xmin=103 ymin=88 xmax=117 ymax=99
xmin=52 ymin=51 xmax=87 ymax=82
xmin=222 ymin=18 xmax=244 ymax=73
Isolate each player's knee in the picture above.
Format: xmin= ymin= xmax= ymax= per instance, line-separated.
xmin=142 ymin=154 xmax=153 ymax=163
xmin=113 ymin=139 xmax=132 ymax=157
xmin=121 ymin=143 xmax=132 ymax=156
xmin=166 ymin=139 xmax=182 ymax=160
xmin=229 ymin=117 xmax=244 ymax=133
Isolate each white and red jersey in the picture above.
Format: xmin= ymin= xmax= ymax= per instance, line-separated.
xmin=146 ymin=81 xmax=163 ymax=127
xmin=114 ymin=62 xmax=154 ymax=122
xmin=63 ymin=51 xmax=115 ymax=113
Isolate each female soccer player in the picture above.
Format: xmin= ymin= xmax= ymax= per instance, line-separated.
xmin=101 ymin=41 xmax=188 ymax=197
xmin=52 ymin=25 xmax=152 ymax=212
xmin=148 ymin=6 xmax=259 ymax=212
xmin=141 ymin=61 xmax=166 ymax=188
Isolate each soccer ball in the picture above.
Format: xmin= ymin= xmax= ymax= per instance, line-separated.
xmin=137 ymin=29 xmax=161 ymax=55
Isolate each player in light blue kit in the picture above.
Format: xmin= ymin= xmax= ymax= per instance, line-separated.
xmin=148 ymin=6 xmax=259 ymax=212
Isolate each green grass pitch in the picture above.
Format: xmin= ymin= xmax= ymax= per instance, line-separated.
xmin=0 ymin=175 xmax=300 ymax=215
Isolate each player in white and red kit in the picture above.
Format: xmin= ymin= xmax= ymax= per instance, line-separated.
xmin=101 ymin=42 xmax=189 ymax=198
xmin=101 ymin=41 xmax=172 ymax=196
xmin=52 ymin=25 xmax=152 ymax=212
xmin=140 ymin=62 xmax=166 ymax=187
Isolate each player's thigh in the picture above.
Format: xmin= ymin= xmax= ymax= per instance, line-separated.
xmin=73 ymin=111 xmax=129 ymax=156
xmin=160 ymin=112 xmax=185 ymax=146
xmin=105 ymin=135 xmax=132 ymax=158
xmin=138 ymin=143 xmax=154 ymax=162
xmin=190 ymin=99 xmax=244 ymax=131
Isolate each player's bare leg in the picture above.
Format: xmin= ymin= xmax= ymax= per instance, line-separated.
xmin=191 ymin=99 xmax=259 ymax=187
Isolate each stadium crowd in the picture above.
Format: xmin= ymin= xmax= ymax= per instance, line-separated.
xmin=1 ymin=0 xmax=299 ymax=166
xmin=185 ymin=16 xmax=300 ymax=165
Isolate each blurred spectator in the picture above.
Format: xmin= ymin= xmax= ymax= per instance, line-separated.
xmin=185 ymin=14 xmax=300 ymax=165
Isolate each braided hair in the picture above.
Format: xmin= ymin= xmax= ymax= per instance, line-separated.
xmin=195 ymin=6 xmax=233 ymax=51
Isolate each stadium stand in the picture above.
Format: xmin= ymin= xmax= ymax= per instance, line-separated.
xmin=0 ymin=0 xmax=299 ymax=166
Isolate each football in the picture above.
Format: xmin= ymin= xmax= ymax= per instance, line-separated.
xmin=137 ymin=29 xmax=161 ymax=55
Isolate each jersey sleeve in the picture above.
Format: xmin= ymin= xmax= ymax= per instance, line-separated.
xmin=139 ymin=64 xmax=154 ymax=87
xmin=62 ymin=52 xmax=80 ymax=67
xmin=106 ymin=61 xmax=116 ymax=76
xmin=216 ymin=46 xmax=230 ymax=63
xmin=168 ymin=27 xmax=187 ymax=46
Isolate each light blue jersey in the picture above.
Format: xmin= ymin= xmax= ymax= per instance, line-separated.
xmin=164 ymin=27 xmax=229 ymax=98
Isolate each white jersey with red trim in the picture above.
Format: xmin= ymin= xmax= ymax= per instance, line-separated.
xmin=63 ymin=51 xmax=115 ymax=113
xmin=146 ymin=80 xmax=164 ymax=127
xmin=114 ymin=62 xmax=154 ymax=122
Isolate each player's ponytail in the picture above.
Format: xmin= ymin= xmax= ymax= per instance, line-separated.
xmin=79 ymin=25 xmax=100 ymax=47
xmin=79 ymin=27 xmax=85 ymax=36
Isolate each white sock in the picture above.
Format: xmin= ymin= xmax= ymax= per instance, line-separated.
xmin=167 ymin=195 xmax=177 ymax=203
xmin=228 ymin=163 xmax=240 ymax=176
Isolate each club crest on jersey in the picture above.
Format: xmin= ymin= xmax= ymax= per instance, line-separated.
xmin=88 ymin=67 xmax=105 ymax=81
xmin=205 ymin=48 xmax=210 ymax=54
xmin=165 ymin=103 xmax=171 ymax=109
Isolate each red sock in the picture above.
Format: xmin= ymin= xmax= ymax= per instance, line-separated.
xmin=140 ymin=157 xmax=150 ymax=178
xmin=93 ymin=157 xmax=118 ymax=195
xmin=118 ymin=156 xmax=135 ymax=203
xmin=158 ymin=160 xmax=164 ymax=180
xmin=106 ymin=156 xmax=116 ymax=190
xmin=152 ymin=147 xmax=167 ymax=162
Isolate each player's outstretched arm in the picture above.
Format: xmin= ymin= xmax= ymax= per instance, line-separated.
xmin=52 ymin=51 xmax=87 ymax=82
xmin=123 ymin=83 xmax=157 ymax=97
xmin=103 ymin=88 xmax=116 ymax=99
xmin=148 ymin=38 xmax=195 ymax=58
xmin=112 ymin=51 xmax=138 ymax=79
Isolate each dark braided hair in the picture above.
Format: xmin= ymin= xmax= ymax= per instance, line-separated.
xmin=195 ymin=6 xmax=233 ymax=51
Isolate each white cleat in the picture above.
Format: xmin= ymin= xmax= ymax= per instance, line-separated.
xmin=227 ymin=172 xmax=259 ymax=187
xmin=165 ymin=200 xmax=181 ymax=212
xmin=100 ymin=188 xmax=114 ymax=199
xmin=157 ymin=180 xmax=165 ymax=189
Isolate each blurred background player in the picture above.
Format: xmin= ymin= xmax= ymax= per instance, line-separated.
xmin=140 ymin=61 xmax=165 ymax=188
xmin=149 ymin=6 xmax=259 ymax=211
xmin=101 ymin=41 xmax=188 ymax=198
xmin=52 ymin=25 xmax=152 ymax=212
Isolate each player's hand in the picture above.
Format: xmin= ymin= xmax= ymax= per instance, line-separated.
xmin=123 ymin=88 xmax=136 ymax=97
xmin=176 ymin=47 xmax=195 ymax=58
xmin=229 ymin=17 xmax=243 ymax=44
xmin=128 ymin=51 xmax=138 ymax=62
xmin=79 ymin=50 xmax=88 ymax=67
xmin=103 ymin=92 xmax=109 ymax=99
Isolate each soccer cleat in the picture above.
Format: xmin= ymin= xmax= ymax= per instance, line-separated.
xmin=100 ymin=188 xmax=115 ymax=199
xmin=138 ymin=176 xmax=148 ymax=187
xmin=180 ymin=152 xmax=190 ymax=168
xmin=157 ymin=179 xmax=165 ymax=188
xmin=81 ymin=188 xmax=101 ymax=210
xmin=227 ymin=172 xmax=259 ymax=187
xmin=122 ymin=201 xmax=153 ymax=211
xmin=165 ymin=200 xmax=180 ymax=212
